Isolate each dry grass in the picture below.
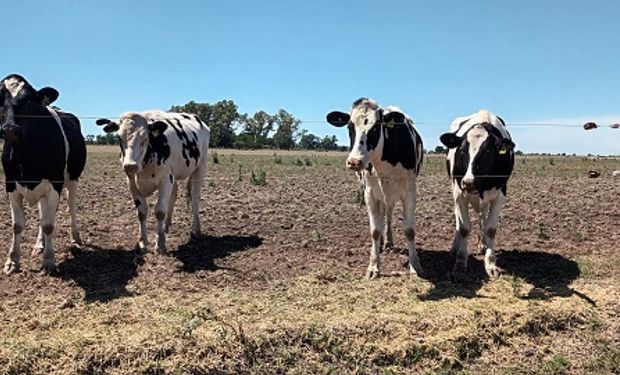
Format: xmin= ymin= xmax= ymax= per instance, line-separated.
xmin=0 ymin=148 xmax=618 ymax=374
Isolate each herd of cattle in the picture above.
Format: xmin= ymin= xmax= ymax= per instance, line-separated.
xmin=0 ymin=74 xmax=515 ymax=280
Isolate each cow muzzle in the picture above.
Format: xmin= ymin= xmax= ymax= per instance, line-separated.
xmin=346 ymin=158 xmax=364 ymax=171
xmin=123 ymin=163 xmax=140 ymax=175
xmin=461 ymin=178 xmax=476 ymax=193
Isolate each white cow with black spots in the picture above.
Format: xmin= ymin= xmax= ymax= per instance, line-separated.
xmin=97 ymin=111 xmax=210 ymax=252
xmin=439 ymin=110 xmax=515 ymax=279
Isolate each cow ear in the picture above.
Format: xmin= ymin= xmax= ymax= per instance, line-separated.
xmin=439 ymin=132 xmax=462 ymax=149
xmin=326 ymin=111 xmax=350 ymax=127
xmin=383 ymin=111 xmax=406 ymax=126
xmin=148 ymin=120 xmax=168 ymax=136
xmin=103 ymin=122 xmax=119 ymax=133
xmin=497 ymin=138 xmax=515 ymax=154
xmin=37 ymin=87 xmax=59 ymax=106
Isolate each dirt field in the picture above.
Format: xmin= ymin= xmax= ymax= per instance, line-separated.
xmin=0 ymin=147 xmax=618 ymax=374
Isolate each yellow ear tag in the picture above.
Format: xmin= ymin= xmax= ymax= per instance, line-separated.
xmin=498 ymin=147 xmax=507 ymax=155
xmin=152 ymin=130 xmax=160 ymax=137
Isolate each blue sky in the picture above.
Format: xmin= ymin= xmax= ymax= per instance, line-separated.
xmin=4 ymin=1 xmax=619 ymax=154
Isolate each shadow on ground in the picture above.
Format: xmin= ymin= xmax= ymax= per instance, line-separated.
xmin=171 ymin=234 xmax=263 ymax=273
xmin=417 ymin=248 xmax=588 ymax=303
xmin=56 ymin=245 xmax=144 ymax=303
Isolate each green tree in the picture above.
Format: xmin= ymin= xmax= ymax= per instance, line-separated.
xmin=320 ymin=135 xmax=339 ymax=150
xmin=170 ymin=100 xmax=241 ymax=148
xmin=272 ymin=109 xmax=301 ymax=149
xmin=298 ymin=131 xmax=321 ymax=150
xmin=434 ymin=145 xmax=446 ymax=154
xmin=241 ymin=110 xmax=275 ymax=146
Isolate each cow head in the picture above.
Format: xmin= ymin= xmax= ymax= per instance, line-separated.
xmin=440 ymin=123 xmax=515 ymax=193
xmin=0 ymin=74 xmax=59 ymax=144
xmin=97 ymin=114 xmax=168 ymax=175
xmin=326 ymin=98 xmax=405 ymax=171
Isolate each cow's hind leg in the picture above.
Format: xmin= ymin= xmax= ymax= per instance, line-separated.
xmin=39 ymin=190 xmax=60 ymax=273
xmin=188 ymin=163 xmax=206 ymax=237
xmin=403 ymin=180 xmax=424 ymax=277
xmin=451 ymin=193 xmax=471 ymax=281
xmin=164 ymin=178 xmax=177 ymax=234
xmin=4 ymin=193 xmax=25 ymax=274
xmin=365 ymin=187 xmax=384 ymax=279
xmin=482 ymin=194 xmax=505 ymax=278
xmin=154 ymin=178 xmax=174 ymax=253
xmin=66 ymin=179 xmax=82 ymax=246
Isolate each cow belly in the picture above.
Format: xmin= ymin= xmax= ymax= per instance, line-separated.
xmin=16 ymin=181 xmax=54 ymax=206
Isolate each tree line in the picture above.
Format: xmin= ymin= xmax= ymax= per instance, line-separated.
xmin=86 ymin=100 xmax=346 ymax=151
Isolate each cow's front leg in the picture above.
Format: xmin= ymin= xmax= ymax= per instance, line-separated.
xmin=384 ymin=200 xmax=394 ymax=251
xmin=365 ymin=188 xmax=384 ymax=279
xmin=39 ymin=190 xmax=60 ymax=273
xmin=33 ymin=201 xmax=44 ymax=256
xmin=451 ymin=192 xmax=471 ymax=280
xmin=154 ymin=178 xmax=173 ymax=254
xmin=403 ymin=181 xmax=424 ymax=277
xmin=482 ymin=194 xmax=506 ymax=278
xmin=130 ymin=184 xmax=148 ymax=250
xmin=4 ymin=193 xmax=25 ymax=274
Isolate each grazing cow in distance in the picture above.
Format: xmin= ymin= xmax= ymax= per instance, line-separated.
xmin=0 ymin=74 xmax=87 ymax=274
xmin=439 ymin=109 xmax=515 ymax=279
xmin=97 ymin=111 xmax=210 ymax=253
xmin=327 ymin=98 xmax=424 ymax=279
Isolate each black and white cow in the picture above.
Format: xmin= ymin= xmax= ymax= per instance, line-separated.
xmin=439 ymin=110 xmax=515 ymax=279
xmin=96 ymin=111 xmax=210 ymax=253
xmin=327 ymin=98 xmax=424 ymax=279
xmin=0 ymin=74 xmax=87 ymax=274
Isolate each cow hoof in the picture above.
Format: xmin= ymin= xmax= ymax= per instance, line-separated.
xmin=156 ymin=247 xmax=168 ymax=255
xmin=71 ymin=234 xmax=83 ymax=247
xmin=383 ymin=241 xmax=394 ymax=253
xmin=409 ymin=264 xmax=426 ymax=279
xmin=137 ymin=240 xmax=148 ymax=251
xmin=3 ymin=261 xmax=20 ymax=275
xmin=41 ymin=260 xmax=56 ymax=274
xmin=366 ymin=269 xmax=380 ymax=280
xmin=485 ymin=265 xmax=504 ymax=278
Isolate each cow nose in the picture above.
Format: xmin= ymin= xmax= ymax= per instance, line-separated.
xmin=462 ymin=179 xmax=475 ymax=192
xmin=346 ymin=158 xmax=363 ymax=171
xmin=124 ymin=164 xmax=139 ymax=174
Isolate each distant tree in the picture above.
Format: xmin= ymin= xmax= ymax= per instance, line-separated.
xmin=298 ymin=131 xmax=321 ymax=150
xmin=170 ymin=100 xmax=241 ymax=148
xmin=272 ymin=109 xmax=301 ymax=149
xmin=241 ymin=111 xmax=274 ymax=145
xmin=434 ymin=145 xmax=447 ymax=154
xmin=515 ymin=150 xmax=524 ymax=156
xmin=319 ymin=135 xmax=339 ymax=150
xmin=93 ymin=133 xmax=119 ymax=145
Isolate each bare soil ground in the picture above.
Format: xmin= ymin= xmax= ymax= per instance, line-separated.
xmin=0 ymin=147 xmax=618 ymax=374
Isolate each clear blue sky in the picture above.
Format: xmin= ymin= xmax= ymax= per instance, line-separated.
xmin=4 ymin=1 xmax=619 ymax=154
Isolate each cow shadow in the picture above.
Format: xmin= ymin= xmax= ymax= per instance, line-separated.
xmin=170 ymin=234 xmax=263 ymax=273
xmin=417 ymin=248 xmax=588 ymax=303
xmin=56 ymin=245 xmax=144 ymax=303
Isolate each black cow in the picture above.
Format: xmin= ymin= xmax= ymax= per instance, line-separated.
xmin=0 ymin=74 xmax=86 ymax=274
xmin=439 ymin=109 xmax=515 ymax=279
xmin=327 ymin=98 xmax=424 ymax=279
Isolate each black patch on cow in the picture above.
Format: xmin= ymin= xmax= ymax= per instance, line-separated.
xmin=365 ymin=121 xmax=382 ymax=152
xmin=134 ymin=199 xmax=141 ymax=208
xmin=366 ymin=163 xmax=373 ymax=173
xmin=448 ymin=125 xmax=514 ymax=197
xmin=378 ymin=119 xmax=422 ymax=171
xmin=1 ymin=75 xmax=86 ymax=194
xmin=168 ymin=119 xmax=200 ymax=167
xmin=181 ymin=114 xmax=191 ymax=120
xmin=169 ymin=174 xmax=173 ymax=183
xmin=144 ymin=131 xmax=170 ymax=166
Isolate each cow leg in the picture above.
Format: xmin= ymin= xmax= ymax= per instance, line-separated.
xmin=33 ymin=201 xmax=44 ymax=256
xmin=164 ymin=179 xmax=177 ymax=234
xmin=451 ymin=193 xmax=471 ymax=279
xmin=39 ymin=190 xmax=60 ymax=273
xmin=365 ymin=187 xmax=384 ymax=279
xmin=403 ymin=181 xmax=424 ymax=277
xmin=130 ymin=184 xmax=148 ymax=250
xmin=188 ymin=164 xmax=206 ymax=237
xmin=482 ymin=194 xmax=505 ymax=278
xmin=477 ymin=203 xmax=490 ymax=254
xmin=66 ymin=179 xmax=82 ymax=246
xmin=4 ymin=193 xmax=25 ymax=274
xmin=384 ymin=200 xmax=394 ymax=251
xmin=154 ymin=178 xmax=173 ymax=254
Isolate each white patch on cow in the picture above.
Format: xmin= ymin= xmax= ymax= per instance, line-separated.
xmin=347 ymin=99 xmax=382 ymax=168
xmin=47 ymin=107 xmax=69 ymax=173
xmin=3 ymin=77 xmax=25 ymax=98
xmin=16 ymin=181 xmax=54 ymax=206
